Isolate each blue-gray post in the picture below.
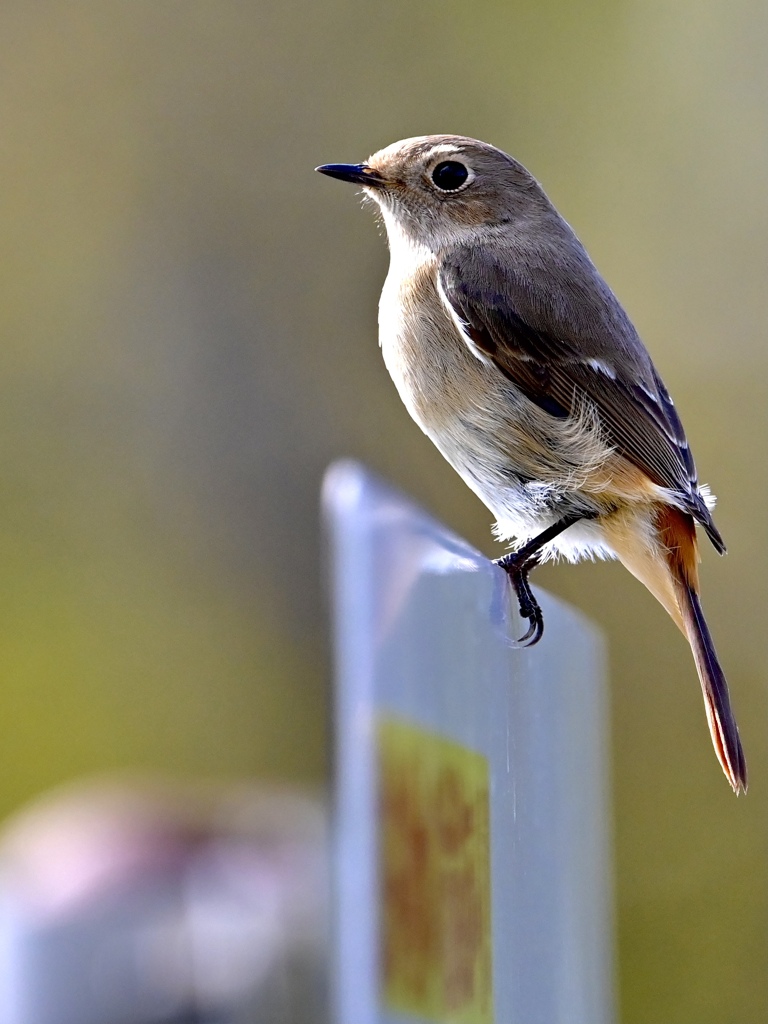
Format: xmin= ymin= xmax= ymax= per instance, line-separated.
xmin=325 ymin=460 xmax=615 ymax=1024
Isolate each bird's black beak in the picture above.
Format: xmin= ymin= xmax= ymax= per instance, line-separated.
xmin=315 ymin=162 xmax=386 ymax=187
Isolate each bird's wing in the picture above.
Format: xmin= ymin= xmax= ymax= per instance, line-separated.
xmin=438 ymin=244 xmax=724 ymax=551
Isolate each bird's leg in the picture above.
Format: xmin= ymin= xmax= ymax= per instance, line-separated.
xmin=497 ymin=555 xmax=545 ymax=647
xmin=495 ymin=512 xmax=594 ymax=647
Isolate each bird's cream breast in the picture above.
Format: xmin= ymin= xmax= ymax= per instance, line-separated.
xmin=376 ymin=236 xmax=633 ymax=538
xmin=378 ymin=254 xmax=489 ymax=435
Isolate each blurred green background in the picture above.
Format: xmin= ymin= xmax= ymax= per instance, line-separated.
xmin=0 ymin=3 xmax=764 ymax=1020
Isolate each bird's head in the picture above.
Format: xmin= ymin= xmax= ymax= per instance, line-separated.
xmin=317 ymin=134 xmax=553 ymax=252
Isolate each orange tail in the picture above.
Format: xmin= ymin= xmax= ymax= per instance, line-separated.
xmin=606 ymin=505 xmax=747 ymax=793
xmin=657 ymin=506 xmax=747 ymax=794
xmin=678 ymin=583 xmax=747 ymax=792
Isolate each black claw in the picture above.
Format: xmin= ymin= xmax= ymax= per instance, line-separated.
xmin=495 ymin=554 xmax=545 ymax=648
xmin=520 ymin=604 xmax=544 ymax=647
xmin=512 ymin=587 xmax=544 ymax=648
xmin=493 ymin=513 xmax=595 ymax=648
xmin=511 ymin=616 xmax=538 ymax=648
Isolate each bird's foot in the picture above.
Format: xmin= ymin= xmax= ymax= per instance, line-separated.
xmin=495 ymin=552 xmax=544 ymax=647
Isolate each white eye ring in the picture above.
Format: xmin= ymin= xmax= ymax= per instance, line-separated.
xmin=428 ymin=159 xmax=476 ymax=194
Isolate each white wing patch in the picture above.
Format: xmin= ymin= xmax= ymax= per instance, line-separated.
xmin=585 ymin=357 xmax=616 ymax=380
xmin=636 ymin=379 xmax=659 ymax=403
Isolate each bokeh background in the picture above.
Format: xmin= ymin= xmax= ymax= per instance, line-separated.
xmin=0 ymin=3 xmax=765 ymax=1020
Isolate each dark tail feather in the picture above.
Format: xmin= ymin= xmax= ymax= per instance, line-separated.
xmin=656 ymin=505 xmax=746 ymax=794
xmin=680 ymin=584 xmax=747 ymax=794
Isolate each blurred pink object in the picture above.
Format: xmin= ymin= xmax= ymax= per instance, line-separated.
xmin=0 ymin=777 xmax=329 ymax=1024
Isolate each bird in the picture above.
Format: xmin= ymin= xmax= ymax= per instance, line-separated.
xmin=316 ymin=135 xmax=746 ymax=793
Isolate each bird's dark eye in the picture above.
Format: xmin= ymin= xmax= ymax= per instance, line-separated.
xmin=431 ymin=160 xmax=470 ymax=192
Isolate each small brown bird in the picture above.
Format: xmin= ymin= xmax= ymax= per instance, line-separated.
xmin=317 ymin=135 xmax=746 ymax=793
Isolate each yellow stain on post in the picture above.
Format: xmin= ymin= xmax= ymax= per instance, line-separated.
xmin=377 ymin=717 xmax=493 ymax=1024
